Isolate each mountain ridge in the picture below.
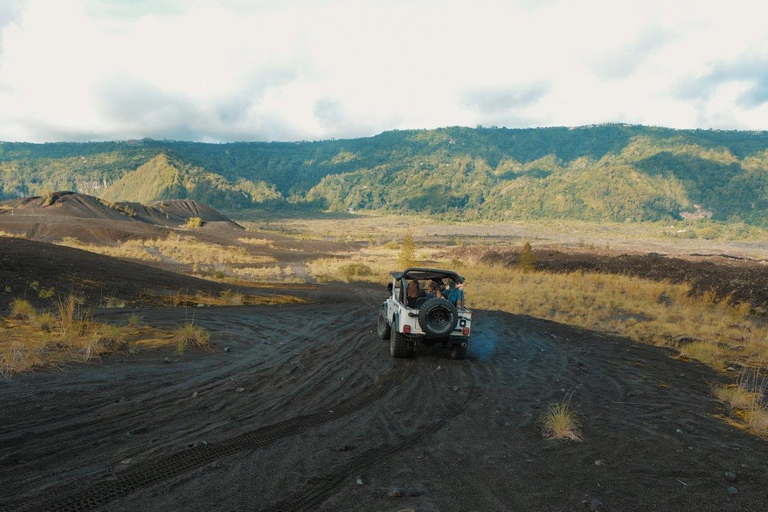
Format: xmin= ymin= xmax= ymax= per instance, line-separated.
xmin=1 ymin=124 xmax=767 ymax=225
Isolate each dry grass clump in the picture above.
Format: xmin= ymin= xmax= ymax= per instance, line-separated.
xmin=715 ymin=368 xmax=768 ymax=438
xmin=173 ymin=321 xmax=210 ymax=355
xmin=309 ymin=257 xmax=384 ymax=283
xmin=307 ymin=247 xmax=398 ymax=283
xmin=31 ymin=311 xmax=57 ymax=332
xmin=238 ymin=237 xmax=274 ymax=247
xmin=55 ymin=296 xmax=112 ymax=361
xmin=715 ymin=385 xmax=759 ymax=410
xmin=463 ymin=262 xmax=768 ymax=370
xmin=142 ymin=235 xmax=275 ymax=266
xmin=162 ymin=290 xmax=306 ymax=307
xmin=184 ymin=217 xmax=203 ymax=228
xmin=540 ymin=396 xmax=582 ymax=441
xmin=219 ymin=289 xmax=244 ymax=306
xmin=680 ymin=342 xmax=726 ymax=370
xmin=0 ymin=341 xmax=44 ymax=378
xmin=0 ymin=230 xmax=26 ymax=238
xmin=9 ymin=298 xmax=36 ymax=320
xmin=126 ymin=313 xmax=144 ymax=327
xmin=743 ymin=407 xmax=768 ymax=436
xmin=232 ymin=265 xmax=306 ymax=284
xmin=58 ymin=237 xmax=161 ymax=262
xmin=57 ymin=235 xmax=275 ymax=267
xmin=338 ymin=263 xmax=373 ymax=281
xmin=1 ymin=296 xmax=212 ymax=377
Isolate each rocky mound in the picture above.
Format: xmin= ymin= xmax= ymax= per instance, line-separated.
xmin=122 ymin=198 xmax=241 ymax=228
xmin=2 ymin=191 xmax=134 ymax=220
xmin=0 ymin=192 xmax=242 ymax=242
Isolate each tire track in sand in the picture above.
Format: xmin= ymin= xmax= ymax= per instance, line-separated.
xmin=31 ymin=360 xmax=416 ymax=512
xmin=261 ymin=361 xmax=478 ymax=512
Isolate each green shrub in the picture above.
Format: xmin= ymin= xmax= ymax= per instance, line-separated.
xmin=518 ymin=241 xmax=536 ymax=273
xmin=184 ymin=217 xmax=203 ymax=228
xmin=126 ymin=313 xmax=144 ymax=327
xmin=339 ymin=263 xmax=373 ymax=282
xmin=38 ymin=287 xmax=55 ymax=299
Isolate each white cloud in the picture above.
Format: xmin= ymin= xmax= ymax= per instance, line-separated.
xmin=0 ymin=0 xmax=766 ymax=142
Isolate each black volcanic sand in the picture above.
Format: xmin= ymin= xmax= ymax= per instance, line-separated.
xmin=1 ymin=281 xmax=767 ymax=511
xmin=0 ymin=234 xmax=358 ymax=310
xmin=0 ymin=238 xmax=316 ymax=310
xmin=474 ymin=248 xmax=768 ymax=314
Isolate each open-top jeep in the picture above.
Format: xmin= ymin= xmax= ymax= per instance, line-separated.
xmin=377 ymin=268 xmax=472 ymax=359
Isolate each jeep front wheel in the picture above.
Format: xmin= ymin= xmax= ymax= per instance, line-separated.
xmin=377 ymin=311 xmax=391 ymax=340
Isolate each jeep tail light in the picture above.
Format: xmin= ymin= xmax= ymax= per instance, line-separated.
xmin=403 ymin=325 xmax=411 ymax=334
xmin=462 ymin=327 xmax=470 ymax=336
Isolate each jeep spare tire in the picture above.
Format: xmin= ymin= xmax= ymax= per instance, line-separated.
xmin=418 ymin=298 xmax=459 ymax=337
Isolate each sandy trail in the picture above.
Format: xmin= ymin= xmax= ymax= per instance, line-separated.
xmin=1 ymin=283 xmax=767 ymax=511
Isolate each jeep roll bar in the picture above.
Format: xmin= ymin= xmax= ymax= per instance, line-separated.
xmin=392 ymin=268 xmax=466 ymax=309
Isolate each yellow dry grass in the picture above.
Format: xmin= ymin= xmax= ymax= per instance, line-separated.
xmin=306 ymin=246 xmax=419 ymax=283
xmin=232 ymin=265 xmax=305 ymax=284
xmin=218 ymin=289 xmax=244 ymax=305
xmin=742 ymin=407 xmax=768 ymax=437
xmin=183 ymin=217 xmax=203 ymax=228
xmin=715 ymin=369 xmax=768 ymax=438
xmin=0 ymin=230 xmax=26 ymax=238
xmin=173 ymin=321 xmax=210 ymax=355
xmin=540 ymin=396 xmax=582 ymax=441
xmin=715 ymin=385 xmax=759 ymax=410
xmin=238 ymin=237 xmax=274 ymax=247
xmin=9 ymin=298 xmax=36 ymax=320
xmin=160 ymin=290 xmax=307 ymax=307
xmin=680 ymin=342 xmax=726 ymax=370
xmin=57 ymin=235 xmax=276 ymax=267
xmin=0 ymin=297 xmax=212 ymax=377
xmin=58 ymin=237 xmax=161 ymax=262
xmin=459 ymin=264 xmax=768 ymax=371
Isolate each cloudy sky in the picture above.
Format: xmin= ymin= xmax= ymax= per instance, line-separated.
xmin=0 ymin=0 xmax=766 ymax=142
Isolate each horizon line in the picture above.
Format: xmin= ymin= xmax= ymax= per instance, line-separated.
xmin=2 ymin=122 xmax=768 ymax=145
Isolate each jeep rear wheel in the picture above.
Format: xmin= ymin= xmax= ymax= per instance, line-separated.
xmin=450 ymin=344 xmax=468 ymax=360
xmin=390 ymin=323 xmax=412 ymax=358
xmin=377 ymin=311 xmax=391 ymax=340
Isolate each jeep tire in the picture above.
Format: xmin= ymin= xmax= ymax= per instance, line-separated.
xmin=418 ymin=298 xmax=459 ymax=337
xmin=450 ymin=344 xmax=468 ymax=360
xmin=377 ymin=311 xmax=391 ymax=340
xmin=390 ymin=321 xmax=412 ymax=358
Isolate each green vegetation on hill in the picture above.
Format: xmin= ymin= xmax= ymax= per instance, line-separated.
xmin=101 ymin=153 xmax=281 ymax=207
xmin=1 ymin=125 xmax=768 ymax=225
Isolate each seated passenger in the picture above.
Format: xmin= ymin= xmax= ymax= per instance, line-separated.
xmin=444 ymin=280 xmax=463 ymax=306
xmin=426 ymin=281 xmax=442 ymax=299
xmin=406 ymin=279 xmax=425 ymax=308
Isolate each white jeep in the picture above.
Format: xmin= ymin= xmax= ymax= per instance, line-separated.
xmin=377 ymin=268 xmax=472 ymax=359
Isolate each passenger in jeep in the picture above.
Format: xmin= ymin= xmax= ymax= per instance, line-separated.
xmin=406 ymin=279 xmax=425 ymax=308
xmin=426 ymin=281 xmax=442 ymax=299
xmin=444 ymin=280 xmax=463 ymax=305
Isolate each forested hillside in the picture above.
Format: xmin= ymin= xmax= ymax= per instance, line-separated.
xmin=1 ymin=124 xmax=767 ymax=225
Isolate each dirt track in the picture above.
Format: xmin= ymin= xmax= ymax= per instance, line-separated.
xmin=2 ymin=282 xmax=768 ymax=511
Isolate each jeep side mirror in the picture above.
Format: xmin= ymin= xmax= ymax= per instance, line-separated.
xmin=387 ymin=283 xmax=393 ymax=293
